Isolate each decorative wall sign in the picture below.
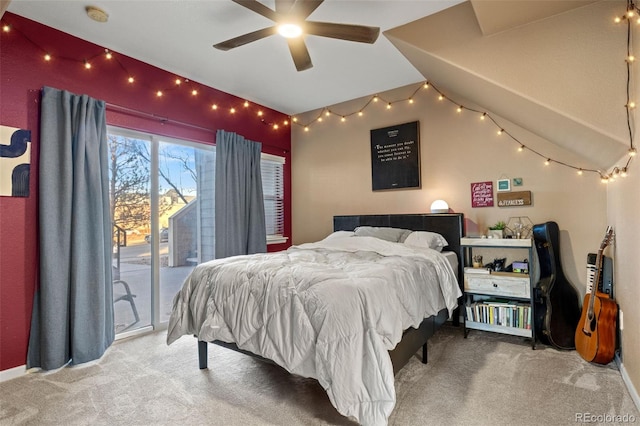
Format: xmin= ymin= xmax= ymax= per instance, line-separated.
xmin=497 ymin=190 xmax=532 ymax=207
xmin=513 ymin=177 xmax=523 ymax=186
xmin=497 ymin=178 xmax=511 ymax=192
xmin=370 ymin=121 xmax=420 ymax=191
xmin=471 ymin=181 xmax=494 ymax=208
xmin=0 ymin=125 xmax=31 ymax=197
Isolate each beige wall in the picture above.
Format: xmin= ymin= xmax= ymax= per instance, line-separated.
xmin=292 ymin=83 xmax=607 ymax=287
xmin=608 ymin=157 xmax=640 ymax=398
xmin=291 ymin=80 xmax=638 ymax=401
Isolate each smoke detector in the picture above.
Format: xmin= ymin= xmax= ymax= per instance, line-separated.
xmin=86 ymin=6 xmax=109 ymax=23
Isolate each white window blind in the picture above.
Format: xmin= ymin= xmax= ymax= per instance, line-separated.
xmin=261 ymin=154 xmax=285 ymax=242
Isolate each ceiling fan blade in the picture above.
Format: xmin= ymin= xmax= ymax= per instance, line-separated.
xmin=288 ymin=0 xmax=323 ymax=20
xmin=287 ymin=38 xmax=313 ymax=72
xmin=213 ymin=26 xmax=277 ymax=51
xmin=275 ymin=0 xmax=296 ymax=14
xmin=305 ymin=21 xmax=380 ymax=44
xmin=232 ymin=0 xmax=279 ymax=22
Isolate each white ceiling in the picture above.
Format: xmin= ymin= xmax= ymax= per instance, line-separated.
xmin=6 ymin=0 xmax=632 ymax=172
xmin=6 ymin=0 xmax=465 ymax=115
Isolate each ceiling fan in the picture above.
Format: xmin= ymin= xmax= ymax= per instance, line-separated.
xmin=213 ymin=0 xmax=380 ymax=72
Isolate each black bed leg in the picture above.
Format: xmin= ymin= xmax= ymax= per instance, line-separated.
xmin=198 ymin=340 xmax=208 ymax=369
xmin=421 ymin=342 xmax=428 ymax=364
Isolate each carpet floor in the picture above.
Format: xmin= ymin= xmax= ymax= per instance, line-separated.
xmin=1 ymin=324 xmax=638 ymax=425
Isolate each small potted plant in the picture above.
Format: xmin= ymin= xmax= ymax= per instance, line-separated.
xmin=488 ymin=221 xmax=506 ymax=239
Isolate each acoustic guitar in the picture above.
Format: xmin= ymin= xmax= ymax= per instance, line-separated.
xmin=533 ymin=222 xmax=582 ymax=350
xmin=575 ymin=227 xmax=617 ymax=364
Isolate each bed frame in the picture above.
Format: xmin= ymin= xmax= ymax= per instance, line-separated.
xmin=333 ymin=213 xmax=465 ymax=373
xmin=198 ymin=213 xmax=465 ymax=376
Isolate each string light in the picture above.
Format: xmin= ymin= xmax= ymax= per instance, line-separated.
xmin=244 ymin=100 xmax=249 ymax=107
xmin=544 ymin=159 xmax=551 ymax=166
xmin=0 ymin=18 xmax=287 ymax=130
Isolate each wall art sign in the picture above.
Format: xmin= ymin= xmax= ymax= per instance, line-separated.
xmin=497 ymin=178 xmax=511 ymax=192
xmin=497 ymin=190 xmax=532 ymax=207
xmin=0 ymin=125 xmax=31 ymax=197
xmin=471 ymin=181 xmax=494 ymax=208
xmin=370 ymin=121 xmax=420 ymax=191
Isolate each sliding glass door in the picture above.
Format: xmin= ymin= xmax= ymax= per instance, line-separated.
xmin=108 ymin=127 xmax=213 ymax=335
xmin=108 ymin=127 xmax=285 ymax=336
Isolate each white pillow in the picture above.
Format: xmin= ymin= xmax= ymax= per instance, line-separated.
xmin=353 ymin=226 xmax=412 ymax=242
xmin=323 ymin=230 xmax=354 ymax=241
xmin=404 ymin=231 xmax=448 ymax=252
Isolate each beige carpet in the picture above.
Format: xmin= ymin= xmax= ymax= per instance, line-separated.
xmin=1 ymin=324 xmax=638 ymax=425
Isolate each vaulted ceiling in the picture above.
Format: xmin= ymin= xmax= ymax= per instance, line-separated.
xmin=385 ymin=0 xmax=631 ymax=171
xmin=3 ymin=0 xmax=634 ymax=171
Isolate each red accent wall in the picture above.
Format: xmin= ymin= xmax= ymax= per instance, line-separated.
xmin=0 ymin=13 xmax=292 ymax=372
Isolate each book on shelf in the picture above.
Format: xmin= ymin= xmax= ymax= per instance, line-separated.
xmin=465 ymin=299 xmax=531 ymax=329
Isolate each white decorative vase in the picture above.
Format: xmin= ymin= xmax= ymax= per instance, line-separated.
xmin=488 ymin=229 xmax=503 ymax=239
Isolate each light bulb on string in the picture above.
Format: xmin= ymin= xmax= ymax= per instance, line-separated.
xmin=44 ymin=53 xmax=51 ymax=61
xmin=544 ymin=159 xmax=551 ymax=166
xmin=128 ymin=76 xmax=135 ymax=83
xmin=175 ymin=78 xmax=182 ymax=85
xmin=105 ymin=49 xmax=112 ymax=60
xmin=456 ymin=105 xmax=462 ymax=113
xmin=156 ymin=90 xmax=163 ymax=97
xmin=577 ymin=169 xmax=583 ymax=175
xmin=518 ymin=145 xmax=524 ymax=152
xmin=629 ymin=147 xmax=637 ymax=156
xmin=423 ymin=82 xmax=429 ymax=89
xmin=191 ymin=89 xmax=198 ymax=96
xmin=84 ymin=60 xmax=91 ymax=69
xmin=480 ymin=113 xmax=487 ymax=120
xmin=211 ymin=104 xmax=218 ymax=110
xmin=230 ymin=107 xmax=236 ymax=114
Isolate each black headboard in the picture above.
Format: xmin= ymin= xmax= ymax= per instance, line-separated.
xmin=333 ymin=213 xmax=465 ymax=287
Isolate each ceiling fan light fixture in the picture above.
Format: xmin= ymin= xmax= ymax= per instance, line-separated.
xmin=278 ymin=23 xmax=302 ymax=38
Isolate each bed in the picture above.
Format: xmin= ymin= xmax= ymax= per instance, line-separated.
xmin=167 ymin=213 xmax=465 ymax=425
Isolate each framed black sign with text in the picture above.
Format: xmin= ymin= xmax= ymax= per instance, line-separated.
xmin=370 ymin=121 xmax=420 ymax=191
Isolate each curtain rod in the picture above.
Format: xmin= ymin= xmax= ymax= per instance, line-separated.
xmin=105 ymin=102 xmax=215 ymax=134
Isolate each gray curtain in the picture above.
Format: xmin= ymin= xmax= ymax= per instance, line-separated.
xmin=27 ymin=87 xmax=114 ymax=370
xmin=215 ymin=130 xmax=266 ymax=258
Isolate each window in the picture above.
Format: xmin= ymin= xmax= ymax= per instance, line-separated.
xmin=261 ymin=153 xmax=286 ymax=244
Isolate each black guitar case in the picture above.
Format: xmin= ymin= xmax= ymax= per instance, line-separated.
xmin=533 ymin=222 xmax=582 ymax=350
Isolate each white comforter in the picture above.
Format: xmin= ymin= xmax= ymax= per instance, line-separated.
xmin=167 ymin=236 xmax=461 ymax=425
